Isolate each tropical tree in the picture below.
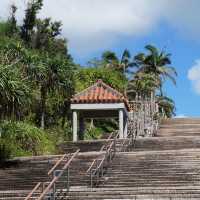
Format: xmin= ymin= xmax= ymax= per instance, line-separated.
xmin=0 ymin=40 xmax=30 ymax=120
xmin=24 ymin=53 xmax=75 ymax=128
xmin=75 ymin=67 xmax=127 ymax=94
xmin=21 ymin=0 xmax=43 ymax=43
xmin=0 ymin=66 xmax=28 ymax=120
xmin=156 ymin=95 xmax=176 ymax=118
xmin=7 ymin=4 xmax=18 ymax=36
xmin=127 ymin=72 xmax=161 ymax=100
xmin=101 ymin=49 xmax=134 ymax=75
xmin=133 ymin=44 xmax=177 ymax=94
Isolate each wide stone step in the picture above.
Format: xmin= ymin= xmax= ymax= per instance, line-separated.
xmin=132 ymin=136 xmax=200 ymax=151
xmin=161 ymin=118 xmax=200 ymax=125
xmin=0 ymin=152 xmax=102 ymax=192
xmin=134 ymin=136 xmax=200 ymax=151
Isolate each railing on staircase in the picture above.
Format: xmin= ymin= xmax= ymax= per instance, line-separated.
xmin=85 ymin=94 xmax=160 ymax=188
xmin=86 ymin=127 xmax=140 ymax=188
xmin=86 ymin=131 xmax=119 ymax=187
xmin=121 ymin=129 xmax=136 ymax=152
xmin=88 ymin=139 xmax=116 ymax=187
xmin=24 ymin=149 xmax=80 ymax=200
xmin=87 ymin=131 xmax=118 ymax=174
xmin=100 ymin=131 xmax=116 ymax=151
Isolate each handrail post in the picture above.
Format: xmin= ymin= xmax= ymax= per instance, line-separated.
xmin=114 ymin=138 xmax=116 ymax=155
xmin=90 ymin=169 xmax=93 ymax=188
xmin=96 ymin=159 xmax=98 ymax=169
xmin=67 ymin=167 xmax=69 ymax=192
xmin=101 ymin=163 xmax=104 ymax=176
xmin=53 ymin=181 xmax=56 ymax=200
xmin=36 ymin=149 xmax=79 ymax=200
xmin=97 ymin=170 xmax=99 ymax=184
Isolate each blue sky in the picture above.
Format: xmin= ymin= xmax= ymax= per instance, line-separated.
xmin=1 ymin=0 xmax=200 ymax=117
xmin=72 ymin=21 xmax=200 ymax=117
xmin=68 ymin=16 xmax=200 ymax=117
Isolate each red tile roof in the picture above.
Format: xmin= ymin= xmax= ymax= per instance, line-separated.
xmin=71 ymin=80 xmax=130 ymax=111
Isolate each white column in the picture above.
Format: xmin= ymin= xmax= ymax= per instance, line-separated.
xmin=119 ymin=109 xmax=124 ymax=139
xmin=124 ymin=117 xmax=128 ymax=138
xmin=73 ymin=111 xmax=78 ymax=142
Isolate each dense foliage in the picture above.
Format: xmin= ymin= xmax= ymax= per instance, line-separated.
xmin=0 ymin=121 xmax=54 ymax=157
xmin=0 ymin=0 xmax=177 ymax=160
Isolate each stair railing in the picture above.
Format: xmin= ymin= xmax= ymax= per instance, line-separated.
xmin=89 ymin=139 xmax=116 ymax=187
xmin=47 ymin=153 xmax=68 ymax=176
xmin=87 ymin=131 xmax=118 ymax=174
xmin=100 ymin=131 xmax=115 ymax=151
xmin=121 ymin=127 xmax=136 ymax=152
xmin=24 ymin=149 xmax=80 ymax=200
xmin=24 ymin=182 xmax=42 ymax=200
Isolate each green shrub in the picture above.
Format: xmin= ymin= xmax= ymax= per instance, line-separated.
xmin=46 ymin=125 xmax=72 ymax=145
xmin=0 ymin=121 xmax=55 ymax=157
xmin=84 ymin=127 xmax=103 ymax=140
xmin=0 ymin=139 xmax=12 ymax=163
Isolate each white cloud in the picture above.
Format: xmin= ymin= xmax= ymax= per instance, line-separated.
xmin=40 ymin=0 xmax=168 ymax=54
xmin=1 ymin=0 xmax=200 ymax=55
xmin=188 ymin=60 xmax=200 ymax=95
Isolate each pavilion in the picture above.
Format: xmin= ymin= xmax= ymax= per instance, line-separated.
xmin=70 ymin=80 xmax=130 ymax=142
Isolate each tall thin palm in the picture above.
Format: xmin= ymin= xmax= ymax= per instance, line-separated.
xmin=134 ymin=45 xmax=177 ymax=93
xmin=102 ymin=49 xmax=134 ymax=75
xmin=127 ymin=72 xmax=161 ymax=100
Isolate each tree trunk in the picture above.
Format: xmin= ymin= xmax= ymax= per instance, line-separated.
xmin=40 ymin=86 xmax=47 ymax=129
xmin=12 ymin=97 xmax=15 ymax=121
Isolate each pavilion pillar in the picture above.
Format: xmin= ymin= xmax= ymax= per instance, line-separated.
xmin=124 ymin=116 xmax=128 ymax=138
xmin=72 ymin=111 xmax=78 ymax=142
xmin=119 ymin=109 xmax=124 ymax=139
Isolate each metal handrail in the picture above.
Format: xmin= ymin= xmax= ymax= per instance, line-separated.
xmin=87 ymin=144 xmax=110 ymax=174
xmin=87 ymin=131 xmax=118 ymax=174
xmin=48 ymin=154 xmax=67 ymax=176
xmin=121 ymin=128 xmax=137 ymax=152
xmin=24 ymin=149 xmax=80 ymax=200
xmin=25 ymin=154 xmax=67 ymax=200
xmin=86 ymin=159 xmax=96 ymax=173
xmin=24 ymin=182 xmax=41 ymax=200
xmin=100 ymin=132 xmax=114 ymax=151
xmin=90 ymin=139 xmax=116 ymax=187
xmin=37 ymin=149 xmax=80 ymax=200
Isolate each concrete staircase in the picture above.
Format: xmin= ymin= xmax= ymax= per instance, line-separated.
xmin=0 ymin=152 xmax=104 ymax=199
xmin=1 ymin=118 xmax=200 ymax=199
xmin=64 ymin=118 xmax=200 ymax=199
xmin=158 ymin=118 xmax=200 ymax=137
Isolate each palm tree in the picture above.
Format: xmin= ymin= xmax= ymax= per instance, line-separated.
xmin=101 ymin=49 xmax=135 ymax=95
xmin=156 ymin=95 xmax=175 ymax=118
xmin=101 ymin=49 xmax=134 ymax=75
xmin=101 ymin=51 xmax=118 ymax=67
xmin=134 ymin=45 xmax=177 ymax=94
xmin=127 ymin=72 xmax=161 ymax=100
